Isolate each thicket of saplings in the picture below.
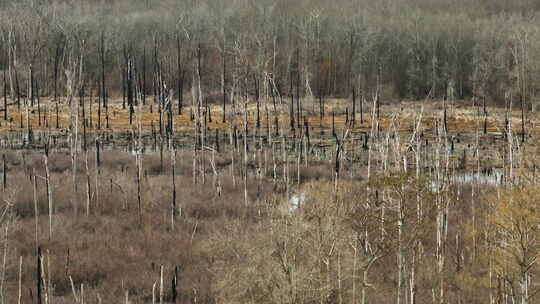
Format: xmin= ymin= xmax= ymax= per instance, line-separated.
xmin=0 ymin=0 xmax=540 ymax=303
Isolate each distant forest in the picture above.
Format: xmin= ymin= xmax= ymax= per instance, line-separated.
xmin=0 ymin=0 xmax=539 ymax=104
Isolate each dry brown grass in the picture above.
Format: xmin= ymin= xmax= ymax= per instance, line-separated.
xmin=1 ymin=97 xmax=528 ymax=135
xmin=2 ymin=97 xmax=539 ymax=155
xmin=0 ymin=148 xmax=281 ymax=303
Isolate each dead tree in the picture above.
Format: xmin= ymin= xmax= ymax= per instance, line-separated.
xmin=2 ymin=154 xmax=6 ymax=191
xmin=36 ymin=246 xmax=42 ymax=304
xmin=222 ymin=45 xmax=226 ymax=123
xmin=36 ymin=75 xmax=41 ymax=126
xmin=171 ymin=149 xmax=177 ymax=229
xmin=127 ymin=50 xmax=135 ymax=125
xmin=255 ymin=75 xmax=260 ymax=129
xmin=142 ymin=47 xmax=147 ymax=106
xmin=521 ymin=94 xmax=525 ymax=143
xmin=483 ymin=96 xmax=487 ymax=134
xmin=296 ymin=48 xmax=301 ymax=129
xmin=352 ymin=86 xmax=356 ymax=126
xmin=53 ymin=38 xmax=64 ymax=129
xmin=3 ymin=71 xmax=7 ymax=121
xmin=289 ymin=75 xmax=295 ymax=132
xmin=99 ymin=30 xmax=106 ymax=129
xmin=177 ymin=36 xmax=184 ymax=115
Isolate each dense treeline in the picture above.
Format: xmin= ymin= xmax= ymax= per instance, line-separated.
xmin=0 ymin=0 xmax=539 ymax=105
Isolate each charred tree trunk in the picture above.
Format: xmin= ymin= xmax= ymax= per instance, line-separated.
xmin=29 ymin=66 xmax=34 ymax=107
xmin=171 ymin=150 xmax=177 ymax=227
xmin=222 ymin=45 xmax=226 ymax=123
xmin=2 ymin=154 xmax=6 ymax=191
xmin=3 ymin=70 xmax=7 ymax=121
xmin=36 ymin=75 xmax=41 ymax=126
xmin=142 ymin=47 xmax=147 ymax=106
xmin=483 ymin=96 xmax=487 ymax=134
xmin=128 ymin=53 xmax=135 ymax=125
xmin=360 ymin=91 xmax=364 ymax=124
xmin=81 ymin=85 xmax=87 ymax=151
xmin=255 ymin=75 xmax=260 ymax=129
xmin=95 ymin=138 xmax=101 ymax=168
xmin=332 ymin=111 xmax=336 ymax=138
xmin=171 ymin=266 xmax=179 ymax=303
xmin=352 ymin=86 xmax=356 ymax=126
xmin=177 ymin=36 xmax=183 ymax=115
xmin=296 ymin=48 xmax=301 ymax=129
xmin=521 ymin=94 xmax=525 ymax=143
xmin=36 ymin=247 xmax=42 ymax=304
xmin=14 ymin=64 xmax=20 ymax=110
xmin=53 ymin=40 xmax=62 ymax=127
xmin=101 ymin=30 xmax=107 ymax=111
xmin=304 ymin=116 xmax=310 ymax=148
xmin=290 ymin=75 xmax=295 ymax=132
xmin=443 ymin=97 xmax=448 ymax=133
